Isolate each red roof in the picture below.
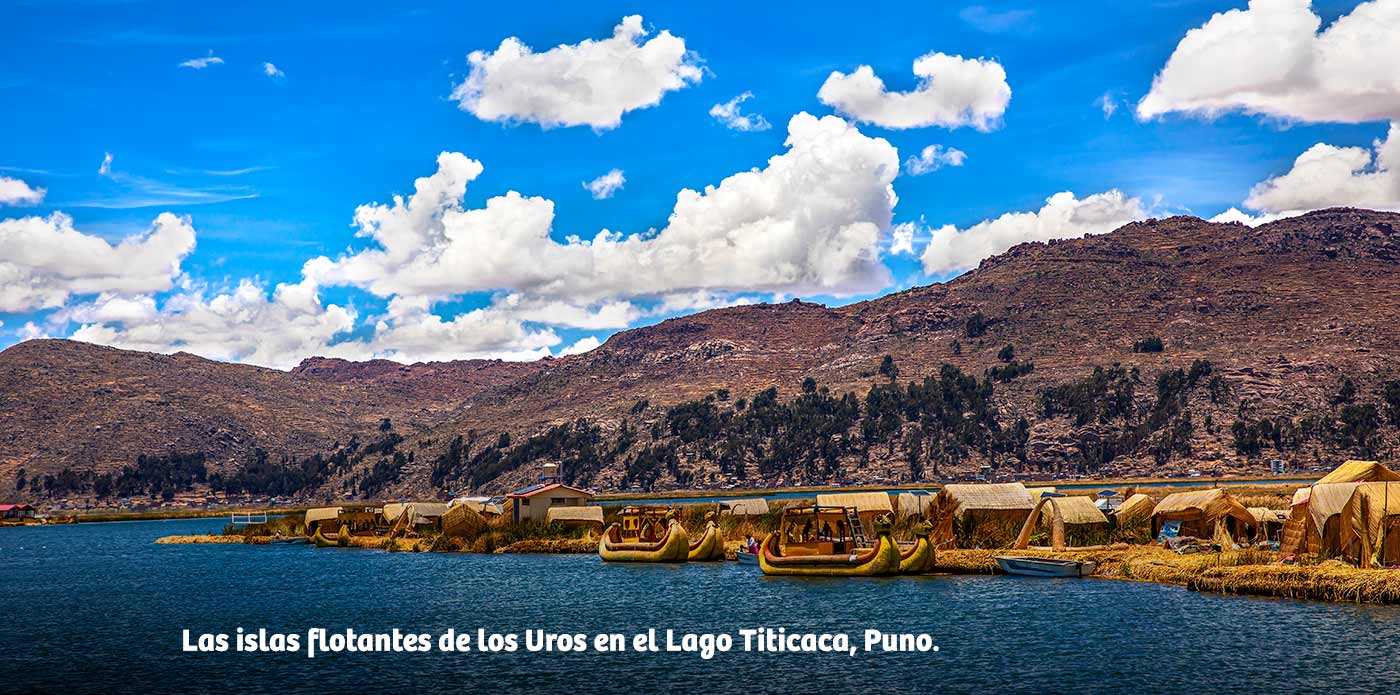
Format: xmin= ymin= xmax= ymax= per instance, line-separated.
xmin=0 ymin=503 xmax=34 ymax=511
xmin=505 ymin=483 xmax=593 ymax=499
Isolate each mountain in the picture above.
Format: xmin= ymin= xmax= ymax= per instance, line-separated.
xmin=5 ymin=208 xmax=1400 ymax=502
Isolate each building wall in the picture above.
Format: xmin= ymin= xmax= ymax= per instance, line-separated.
xmin=515 ymin=490 xmax=592 ymax=523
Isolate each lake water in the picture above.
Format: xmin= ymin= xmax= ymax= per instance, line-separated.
xmin=2 ymin=518 xmax=1398 ymax=694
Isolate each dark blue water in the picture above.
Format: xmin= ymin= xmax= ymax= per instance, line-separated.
xmin=606 ymin=478 xmax=1320 ymax=507
xmin=3 ymin=518 xmax=1397 ymax=695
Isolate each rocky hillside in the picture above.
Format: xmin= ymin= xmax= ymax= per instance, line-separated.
xmin=6 ymin=208 xmax=1400 ymax=502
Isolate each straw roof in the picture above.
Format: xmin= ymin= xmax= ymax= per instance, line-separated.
xmin=450 ymin=497 xmax=504 ymax=515
xmin=1151 ymin=488 xmax=1255 ymax=527
xmin=895 ymin=492 xmax=934 ymax=517
xmin=816 ymin=492 xmax=893 ymax=514
xmin=719 ymin=498 xmax=769 ymax=516
xmin=383 ymin=502 xmax=449 ymax=523
xmin=1290 ymin=487 xmax=1311 ymax=507
xmin=546 ymin=505 xmax=604 ymax=526
xmin=1248 ymin=507 xmax=1288 ymax=524
xmin=1113 ymin=493 xmax=1155 ymax=524
xmin=1315 ymin=460 xmax=1400 ymax=485
xmin=304 ymin=506 xmax=342 ymax=525
xmin=937 ymin=483 xmax=1034 ymax=517
xmin=1025 ymin=487 xmax=1057 ymax=500
xmin=1039 ymin=495 xmax=1108 ymax=526
xmin=1307 ymin=482 xmax=1363 ymax=537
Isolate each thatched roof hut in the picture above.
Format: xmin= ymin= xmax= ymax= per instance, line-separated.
xmin=546 ymin=505 xmax=605 ymax=530
xmin=1113 ymin=493 xmax=1155 ymax=526
xmin=719 ymin=498 xmax=769 ymax=516
xmin=1315 ymin=460 xmax=1400 ymax=485
xmin=932 ymin=483 xmax=1034 ymax=548
xmin=816 ymin=492 xmax=893 ymax=529
xmin=895 ymin=491 xmax=934 ymax=518
xmin=1151 ymin=488 xmax=1256 ymax=543
xmin=1025 ymin=487 xmax=1057 ymax=500
xmin=1340 ymin=481 xmax=1400 ymax=566
xmin=303 ymin=506 xmax=343 ymax=533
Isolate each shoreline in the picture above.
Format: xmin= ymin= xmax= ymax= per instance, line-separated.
xmin=153 ymin=533 xmax=1400 ymax=605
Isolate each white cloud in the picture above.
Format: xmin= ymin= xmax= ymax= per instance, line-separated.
xmin=0 ymin=176 xmax=45 ymax=205
xmin=709 ymin=92 xmax=772 ymax=132
xmin=179 ymin=51 xmax=224 ymax=70
xmin=583 ymin=169 xmax=626 ymax=200
xmin=98 ymin=152 xmax=112 ymax=176
xmin=1096 ymin=92 xmax=1118 ymax=119
xmin=67 ymin=277 xmax=358 ymax=370
xmin=889 ymin=222 xmax=918 ymax=255
xmin=1209 ymin=207 xmax=1303 ymax=227
xmin=817 ymin=52 xmax=1011 ymax=130
xmin=0 ymin=211 xmax=196 ymax=312
xmin=1243 ymin=123 xmax=1400 ymax=212
xmin=559 ymin=336 xmax=601 ymax=356
xmin=312 ymin=112 xmax=899 ymax=304
xmin=920 ymin=190 xmax=1146 ymax=275
xmin=451 ymin=15 xmax=704 ymax=130
xmin=904 ymin=144 xmax=966 ymax=175
xmin=959 ymin=6 xmax=1034 ymax=34
xmin=262 ymin=62 xmax=285 ymax=78
xmin=1138 ymin=0 xmax=1400 ymax=123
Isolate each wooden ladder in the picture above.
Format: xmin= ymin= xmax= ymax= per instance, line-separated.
xmin=845 ymin=508 xmax=868 ymax=546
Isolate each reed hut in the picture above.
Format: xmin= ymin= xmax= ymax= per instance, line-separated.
xmin=718 ymin=498 xmax=769 ymax=517
xmin=932 ymin=483 xmax=1034 ymax=548
xmin=1314 ymin=460 xmax=1400 ymax=485
xmin=1248 ymin=507 xmax=1288 ymax=543
xmin=383 ymin=502 xmax=449 ymax=533
xmin=440 ymin=503 xmax=489 ymax=539
xmin=1013 ymin=494 xmax=1109 ymax=550
xmin=303 ymin=506 xmax=343 ymax=535
xmin=1025 ymin=487 xmax=1057 ymax=501
xmin=1339 ymin=481 xmax=1400 ymax=567
xmin=1150 ymin=488 xmax=1256 ymax=544
xmin=815 ymin=492 xmax=894 ymax=531
xmin=895 ymin=491 xmax=934 ymax=518
xmin=546 ymin=505 xmax=605 ymax=531
xmin=1281 ymin=459 xmax=1399 ymax=553
xmin=1112 ymin=493 xmax=1155 ymax=527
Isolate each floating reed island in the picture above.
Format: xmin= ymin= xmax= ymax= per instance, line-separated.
xmin=156 ymin=460 xmax=1400 ymax=604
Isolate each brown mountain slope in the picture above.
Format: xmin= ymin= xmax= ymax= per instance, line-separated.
xmin=5 ymin=208 xmax=1400 ymax=502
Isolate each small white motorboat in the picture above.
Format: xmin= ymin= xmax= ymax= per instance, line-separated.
xmin=736 ymin=549 xmax=758 ymax=565
xmin=993 ymin=555 xmax=1096 ymax=578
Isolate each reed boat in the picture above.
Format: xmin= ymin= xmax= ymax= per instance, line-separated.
xmin=598 ymin=508 xmax=689 ymax=562
xmin=312 ymin=527 xmax=338 ymax=548
xmin=758 ymin=506 xmax=900 ymax=577
xmin=993 ymin=555 xmax=1096 ymax=577
xmin=897 ymin=522 xmax=936 ymax=574
xmin=686 ymin=512 xmax=726 ymax=561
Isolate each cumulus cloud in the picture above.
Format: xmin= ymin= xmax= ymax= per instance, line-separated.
xmin=1209 ymin=207 xmax=1303 ymax=227
xmin=312 ymin=112 xmax=899 ymax=304
xmin=1138 ymin=0 xmax=1400 ymax=122
xmin=451 ymin=15 xmax=703 ymax=130
xmin=583 ymin=169 xmax=626 ymax=200
xmin=0 ymin=212 xmax=196 ymax=312
xmin=817 ymin=52 xmax=1011 ymax=130
xmin=709 ymin=92 xmax=772 ymax=132
xmin=179 ymin=51 xmax=224 ymax=70
xmin=66 ymin=278 xmax=357 ymax=370
xmin=560 ymin=336 xmax=601 ymax=356
xmin=0 ymin=176 xmax=45 ymax=205
xmin=262 ymin=62 xmax=285 ymax=79
xmin=920 ymin=190 xmax=1145 ymax=275
xmin=1243 ymin=123 xmax=1400 ymax=213
xmin=889 ymin=222 xmax=918 ymax=255
xmin=904 ymin=144 xmax=966 ymax=175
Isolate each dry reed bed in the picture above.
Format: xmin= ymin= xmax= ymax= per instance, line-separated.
xmin=495 ymin=538 xmax=595 ymax=554
xmin=155 ymin=534 xmax=255 ymax=544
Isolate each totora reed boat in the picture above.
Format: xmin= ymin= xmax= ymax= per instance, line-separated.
xmin=598 ymin=507 xmax=689 ymax=562
xmin=686 ymin=511 xmax=726 ymax=561
xmin=758 ymin=506 xmax=900 ymax=577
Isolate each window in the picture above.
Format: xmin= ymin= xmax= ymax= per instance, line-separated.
xmin=551 ymin=497 xmax=565 ymax=505
xmin=520 ymin=498 xmax=530 ymax=506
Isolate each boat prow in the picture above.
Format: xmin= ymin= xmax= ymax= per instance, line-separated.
xmin=897 ymin=522 xmax=936 ymax=574
xmin=686 ymin=517 xmax=725 ymax=561
xmin=994 ymin=555 xmax=1096 ymax=578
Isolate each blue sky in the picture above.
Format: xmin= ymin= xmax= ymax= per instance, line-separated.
xmin=2 ymin=1 xmax=1397 ymax=366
